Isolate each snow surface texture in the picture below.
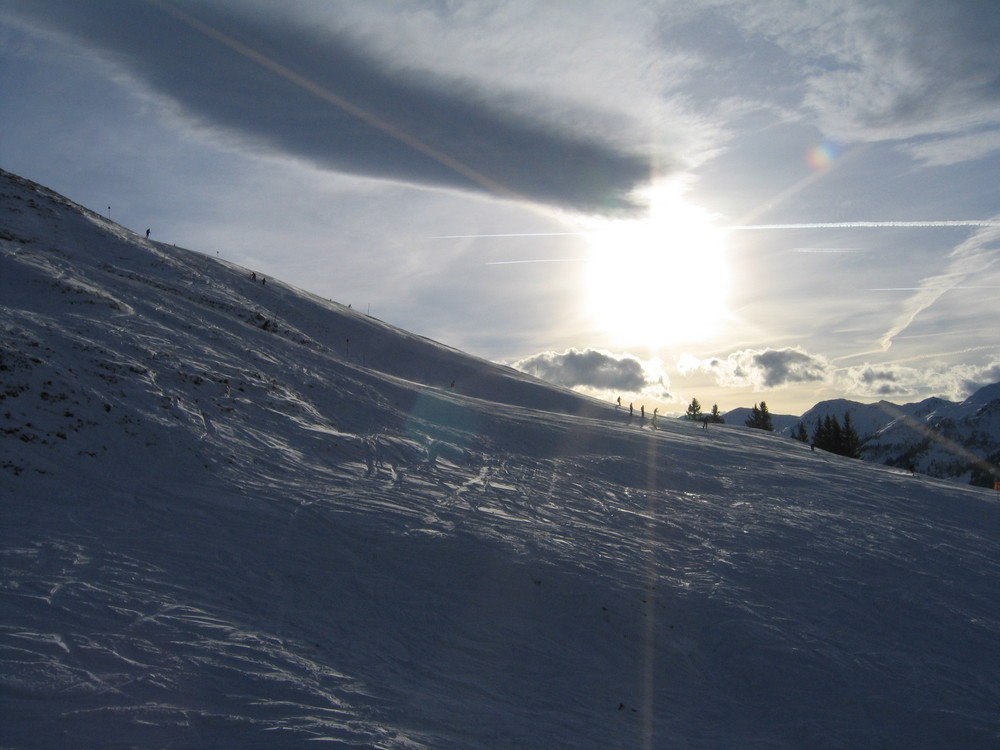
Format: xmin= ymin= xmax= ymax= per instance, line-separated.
xmin=2 ymin=169 xmax=999 ymax=748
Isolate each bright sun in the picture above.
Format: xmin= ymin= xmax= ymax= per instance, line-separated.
xmin=583 ymin=180 xmax=730 ymax=347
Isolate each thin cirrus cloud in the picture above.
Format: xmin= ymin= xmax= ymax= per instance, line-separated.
xmin=734 ymin=0 xmax=1000 ymax=147
xmin=877 ymin=223 xmax=1000 ymax=351
xmin=899 ymin=131 xmax=1000 ymax=167
xmin=6 ymin=0 xmax=652 ymax=214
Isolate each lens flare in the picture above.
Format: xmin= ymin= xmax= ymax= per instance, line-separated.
xmin=807 ymin=141 xmax=840 ymax=170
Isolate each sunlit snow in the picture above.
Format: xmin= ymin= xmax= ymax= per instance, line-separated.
xmin=2 ymin=169 xmax=999 ymax=748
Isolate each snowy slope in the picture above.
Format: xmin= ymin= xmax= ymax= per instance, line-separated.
xmin=3 ymin=169 xmax=1000 ymax=749
xmin=966 ymin=381 xmax=1000 ymax=406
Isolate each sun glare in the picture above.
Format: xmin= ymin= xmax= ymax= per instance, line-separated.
xmin=584 ymin=180 xmax=730 ymax=346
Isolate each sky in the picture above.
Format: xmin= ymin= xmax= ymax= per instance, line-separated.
xmin=3 ymin=0 xmax=1000 ymax=416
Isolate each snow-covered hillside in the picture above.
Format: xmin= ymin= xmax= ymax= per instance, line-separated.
xmin=3 ymin=169 xmax=1000 ymax=749
xmin=786 ymin=391 xmax=1000 ymax=486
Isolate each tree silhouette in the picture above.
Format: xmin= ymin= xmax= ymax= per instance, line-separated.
xmin=812 ymin=412 xmax=861 ymax=458
xmin=745 ymin=401 xmax=773 ymax=431
xmin=685 ymin=398 xmax=703 ymax=421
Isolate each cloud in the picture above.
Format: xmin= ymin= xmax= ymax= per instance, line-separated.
xmin=7 ymin=0 xmax=652 ymax=213
xmin=838 ymin=366 xmax=914 ymax=398
xmin=513 ymin=348 xmax=670 ymax=397
xmin=839 ymin=362 xmax=1000 ymax=402
xmin=811 ymin=3 xmax=1000 ymax=143
xmin=898 ymin=131 xmax=1000 ymax=167
xmin=715 ymin=1 xmax=1000 ymax=151
xmin=681 ymin=347 xmax=830 ymax=390
xmin=960 ymin=363 xmax=1000 ymax=398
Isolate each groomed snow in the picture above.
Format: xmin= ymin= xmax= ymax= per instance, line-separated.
xmin=2 ymin=169 xmax=999 ymax=748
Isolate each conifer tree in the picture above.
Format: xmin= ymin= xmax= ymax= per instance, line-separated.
xmin=685 ymin=398 xmax=703 ymax=421
xmin=709 ymin=404 xmax=725 ymax=423
xmin=812 ymin=418 xmax=824 ymax=449
xmin=841 ymin=411 xmax=862 ymax=458
xmin=827 ymin=414 xmax=842 ymax=450
xmin=811 ymin=412 xmax=861 ymax=457
xmin=745 ymin=401 xmax=773 ymax=431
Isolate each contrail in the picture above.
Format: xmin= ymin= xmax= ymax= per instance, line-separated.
xmin=792 ymin=247 xmax=858 ymax=253
xmin=729 ymin=220 xmax=1000 ymax=230
xmin=433 ymin=231 xmax=587 ymax=239
xmin=435 ymin=220 xmax=1000 ymax=240
xmin=486 ymin=258 xmax=586 ymax=265
xmin=876 ymin=223 xmax=1000 ymax=351
xmin=868 ymin=286 xmax=1000 ymax=291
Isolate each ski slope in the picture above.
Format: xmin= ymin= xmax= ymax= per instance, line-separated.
xmin=2 ymin=169 xmax=999 ymax=748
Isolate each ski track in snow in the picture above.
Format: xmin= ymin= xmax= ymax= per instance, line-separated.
xmin=3 ymin=169 xmax=1000 ymax=748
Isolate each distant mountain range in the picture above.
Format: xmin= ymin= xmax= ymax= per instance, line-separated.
xmin=728 ymin=387 xmax=1000 ymax=487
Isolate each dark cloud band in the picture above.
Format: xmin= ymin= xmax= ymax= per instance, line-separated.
xmin=10 ymin=0 xmax=650 ymax=213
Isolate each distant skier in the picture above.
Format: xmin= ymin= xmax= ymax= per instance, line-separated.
xmin=250 ymin=272 xmax=257 ymax=281
xmin=629 ymin=403 xmax=634 ymax=417
xmin=145 ymin=228 xmax=150 ymax=238
xmin=261 ymin=277 xmax=266 ymax=286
